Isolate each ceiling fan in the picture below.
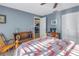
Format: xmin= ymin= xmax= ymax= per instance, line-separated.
xmin=40 ymin=3 xmax=58 ymax=8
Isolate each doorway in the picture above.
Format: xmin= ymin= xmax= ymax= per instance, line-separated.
xmin=34 ymin=17 xmax=46 ymax=38
xmin=34 ymin=17 xmax=40 ymax=38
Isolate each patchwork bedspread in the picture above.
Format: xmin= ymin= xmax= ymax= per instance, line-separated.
xmin=15 ymin=37 xmax=79 ymax=56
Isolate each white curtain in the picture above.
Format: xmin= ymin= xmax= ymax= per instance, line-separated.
xmin=62 ymin=12 xmax=79 ymax=43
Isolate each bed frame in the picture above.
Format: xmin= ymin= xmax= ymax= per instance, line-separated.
xmin=14 ymin=31 xmax=34 ymax=44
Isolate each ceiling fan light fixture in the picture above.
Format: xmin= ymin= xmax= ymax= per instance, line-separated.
xmin=40 ymin=3 xmax=46 ymax=5
xmin=53 ymin=3 xmax=58 ymax=8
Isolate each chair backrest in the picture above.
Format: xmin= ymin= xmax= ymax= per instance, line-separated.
xmin=0 ymin=34 xmax=5 ymax=47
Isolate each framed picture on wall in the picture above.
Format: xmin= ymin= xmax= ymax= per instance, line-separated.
xmin=51 ymin=19 xmax=57 ymax=26
xmin=0 ymin=15 xmax=6 ymax=23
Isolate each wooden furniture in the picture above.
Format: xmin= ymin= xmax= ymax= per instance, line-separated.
xmin=15 ymin=39 xmax=19 ymax=48
xmin=14 ymin=31 xmax=34 ymax=48
xmin=0 ymin=43 xmax=15 ymax=53
xmin=14 ymin=31 xmax=34 ymax=45
xmin=51 ymin=32 xmax=59 ymax=38
xmin=0 ymin=34 xmax=15 ymax=53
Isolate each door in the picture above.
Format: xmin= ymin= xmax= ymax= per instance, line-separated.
xmin=62 ymin=13 xmax=77 ymax=43
xmin=76 ymin=12 xmax=79 ymax=44
xmin=40 ymin=17 xmax=46 ymax=38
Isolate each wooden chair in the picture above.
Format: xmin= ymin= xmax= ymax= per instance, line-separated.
xmin=0 ymin=34 xmax=15 ymax=53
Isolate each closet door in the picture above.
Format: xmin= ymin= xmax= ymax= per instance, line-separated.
xmin=76 ymin=12 xmax=79 ymax=44
xmin=40 ymin=17 xmax=46 ymax=38
xmin=62 ymin=13 xmax=77 ymax=43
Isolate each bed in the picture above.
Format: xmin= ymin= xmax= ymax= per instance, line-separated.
xmin=15 ymin=36 xmax=79 ymax=56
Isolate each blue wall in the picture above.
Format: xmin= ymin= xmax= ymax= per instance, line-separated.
xmin=46 ymin=11 xmax=61 ymax=33
xmin=46 ymin=5 xmax=79 ymax=33
xmin=0 ymin=5 xmax=38 ymax=40
xmin=1 ymin=4 xmax=79 ymax=40
xmin=46 ymin=11 xmax=57 ymax=32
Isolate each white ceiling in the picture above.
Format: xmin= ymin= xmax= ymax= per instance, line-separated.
xmin=0 ymin=3 xmax=79 ymax=16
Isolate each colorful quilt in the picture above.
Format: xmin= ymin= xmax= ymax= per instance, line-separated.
xmin=15 ymin=37 xmax=79 ymax=56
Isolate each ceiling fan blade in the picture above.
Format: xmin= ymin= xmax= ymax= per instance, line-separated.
xmin=40 ymin=3 xmax=46 ymax=5
xmin=53 ymin=3 xmax=58 ymax=8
